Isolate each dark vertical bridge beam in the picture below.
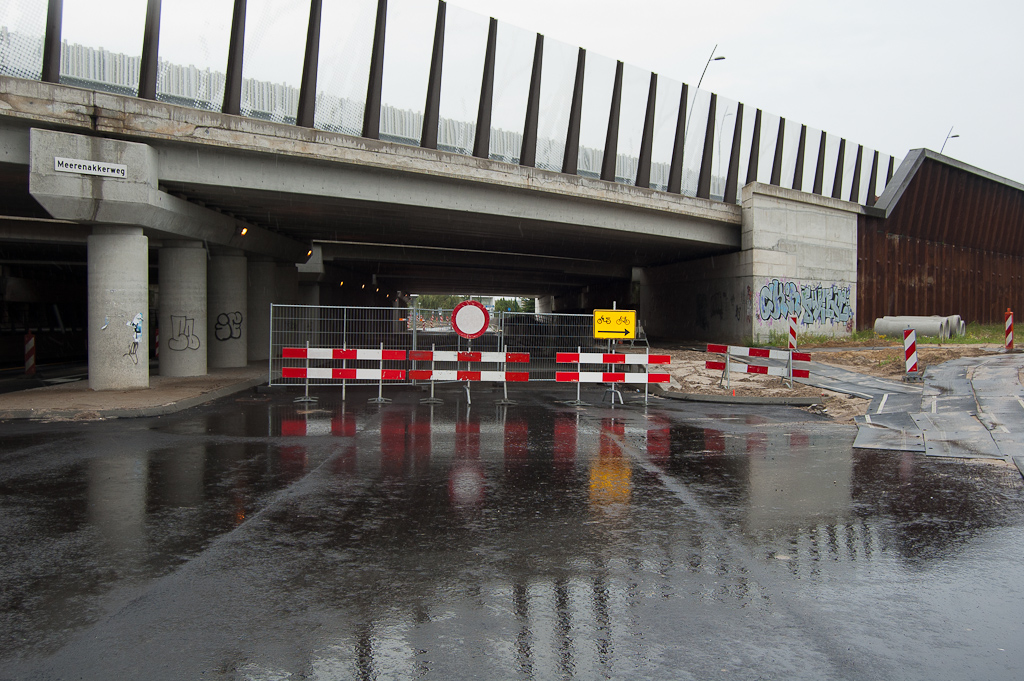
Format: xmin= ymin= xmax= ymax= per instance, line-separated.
xmin=362 ymin=0 xmax=387 ymax=139
xmin=296 ymin=0 xmax=323 ymax=128
xmin=562 ymin=48 xmax=586 ymax=175
xmin=667 ymin=83 xmax=688 ymax=194
xmin=723 ymin=101 xmax=744 ymax=203
xmin=635 ymin=73 xmax=657 ymax=188
xmin=770 ymin=117 xmax=785 ymax=186
xmin=866 ymin=150 xmax=880 ymax=206
xmin=138 ymin=0 xmax=161 ymax=100
xmin=41 ymin=0 xmax=63 ymax=83
xmin=696 ymin=93 xmax=716 ymax=199
xmin=519 ymin=33 xmax=543 ymax=167
xmin=886 ymin=156 xmax=895 ymax=185
xmin=421 ymin=1 xmax=446 ymax=149
xmin=222 ymin=0 xmax=247 ymax=115
xmin=600 ymin=61 xmax=624 ymax=182
xmin=849 ymin=144 xmax=864 ymax=202
xmin=792 ymin=124 xmax=807 ymax=190
xmin=812 ymin=130 xmax=827 ymax=195
xmin=745 ymin=108 xmax=762 ymax=185
xmin=473 ymin=18 xmax=498 ymax=159
xmin=831 ymin=139 xmax=846 ymax=199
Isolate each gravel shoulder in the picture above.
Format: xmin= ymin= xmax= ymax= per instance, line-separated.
xmin=648 ymin=342 xmax=1001 ymax=425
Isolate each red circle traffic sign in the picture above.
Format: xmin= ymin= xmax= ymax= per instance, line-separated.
xmin=451 ymin=300 xmax=489 ymax=339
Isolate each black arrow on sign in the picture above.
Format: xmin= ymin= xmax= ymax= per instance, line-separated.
xmin=600 ymin=329 xmax=631 ymax=335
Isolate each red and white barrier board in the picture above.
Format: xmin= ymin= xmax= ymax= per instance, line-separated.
xmin=283 ymin=367 xmax=406 ymax=380
xmin=283 ymin=348 xmax=406 ymax=361
xmin=904 ymin=329 xmax=918 ymax=374
xmin=704 ymin=361 xmax=809 ymax=379
xmin=410 ymin=370 xmax=529 ymax=382
xmin=555 ymin=352 xmax=670 ymax=365
xmin=706 ymin=344 xmax=810 ymax=363
xmin=705 ymin=343 xmax=811 ymax=383
xmin=410 ymin=350 xmax=529 ymax=364
xmin=410 ymin=350 xmax=530 ymax=383
xmin=555 ymin=352 xmax=671 ymax=390
xmin=556 ymin=371 xmax=670 ymax=384
xmin=24 ymin=332 xmax=35 ymax=376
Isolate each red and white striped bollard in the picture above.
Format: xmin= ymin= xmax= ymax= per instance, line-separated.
xmin=24 ymin=332 xmax=36 ymax=376
xmin=904 ymin=329 xmax=918 ymax=375
xmin=1005 ymin=308 xmax=1013 ymax=350
xmin=788 ymin=315 xmax=798 ymax=350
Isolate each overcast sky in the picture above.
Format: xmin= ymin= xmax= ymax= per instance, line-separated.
xmin=46 ymin=0 xmax=1024 ymax=184
xmin=452 ymin=0 xmax=1024 ymax=185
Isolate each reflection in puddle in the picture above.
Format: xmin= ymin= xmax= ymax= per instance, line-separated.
xmin=6 ymin=393 xmax=1024 ymax=678
xmin=589 ymin=419 xmax=631 ymax=511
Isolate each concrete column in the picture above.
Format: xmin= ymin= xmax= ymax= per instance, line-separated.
xmin=247 ymin=258 xmax=275 ymax=362
xmin=87 ymin=226 xmax=149 ymax=390
xmin=208 ymin=253 xmax=248 ymax=368
xmin=536 ymin=296 xmax=553 ymax=314
xmin=158 ymin=240 xmax=207 ymax=377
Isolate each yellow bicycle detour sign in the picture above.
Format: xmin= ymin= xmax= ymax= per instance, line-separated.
xmin=593 ymin=309 xmax=636 ymax=339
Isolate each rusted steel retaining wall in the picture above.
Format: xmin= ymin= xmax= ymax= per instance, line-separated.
xmin=857 ymin=156 xmax=1024 ymax=329
xmin=858 ymin=223 xmax=1024 ymax=328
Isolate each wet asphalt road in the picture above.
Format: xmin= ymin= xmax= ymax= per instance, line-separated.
xmin=1 ymin=384 xmax=1023 ymax=680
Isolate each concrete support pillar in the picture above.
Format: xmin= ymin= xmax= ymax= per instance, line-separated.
xmin=208 ymin=253 xmax=248 ymax=368
xmin=247 ymin=258 xmax=275 ymax=362
xmin=87 ymin=226 xmax=149 ymax=390
xmin=158 ymin=241 xmax=207 ymax=377
xmin=536 ymin=296 xmax=553 ymax=314
xmin=298 ymin=282 xmax=319 ymax=306
xmin=276 ymin=263 xmax=299 ymax=305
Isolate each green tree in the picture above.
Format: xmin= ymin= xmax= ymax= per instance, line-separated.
xmin=415 ymin=294 xmax=468 ymax=310
xmin=494 ymin=298 xmax=521 ymax=313
xmin=519 ymin=297 xmax=536 ymax=313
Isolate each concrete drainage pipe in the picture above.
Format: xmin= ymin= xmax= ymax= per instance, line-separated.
xmin=874 ymin=316 xmax=951 ymax=340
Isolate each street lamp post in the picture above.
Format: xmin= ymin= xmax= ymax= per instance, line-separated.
xmin=697 ymin=44 xmax=726 ymax=90
xmin=940 ymin=126 xmax=959 ymax=154
xmin=683 ymin=45 xmax=725 ymax=152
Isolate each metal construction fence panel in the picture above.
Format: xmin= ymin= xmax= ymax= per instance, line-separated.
xmin=270 ymin=305 xmax=649 ymax=386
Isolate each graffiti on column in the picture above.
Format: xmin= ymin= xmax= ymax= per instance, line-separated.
xmin=124 ymin=312 xmax=143 ymax=364
xmin=167 ymin=315 xmax=201 ymax=350
xmin=214 ymin=312 xmax=243 ymax=341
xmin=757 ymin=278 xmax=852 ymax=326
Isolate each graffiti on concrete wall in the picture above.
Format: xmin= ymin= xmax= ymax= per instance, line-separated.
xmin=214 ymin=311 xmax=243 ymax=341
xmin=757 ymin=279 xmax=853 ymax=326
xmin=168 ymin=315 xmax=201 ymax=351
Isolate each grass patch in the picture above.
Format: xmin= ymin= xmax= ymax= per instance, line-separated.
xmin=754 ymin=323 xmax=1005 ymax=348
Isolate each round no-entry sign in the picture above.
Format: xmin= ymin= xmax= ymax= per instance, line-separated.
xmin=451 ymin=300 xmax=489 ymax=339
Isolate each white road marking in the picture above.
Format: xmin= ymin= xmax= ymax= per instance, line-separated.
xmin=877 ymin=393 xmax=890 ymax=414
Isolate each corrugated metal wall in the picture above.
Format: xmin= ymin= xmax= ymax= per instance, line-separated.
xmin=858 ymin=157 xmax=1024 ymax=329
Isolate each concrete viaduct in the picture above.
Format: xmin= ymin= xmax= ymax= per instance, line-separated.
xmin=3 ymin=0 xmax=1021 ymax=391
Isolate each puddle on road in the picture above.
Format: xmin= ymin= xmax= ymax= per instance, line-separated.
xmin=4 ymin=393 xmax=1024 ymax=677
